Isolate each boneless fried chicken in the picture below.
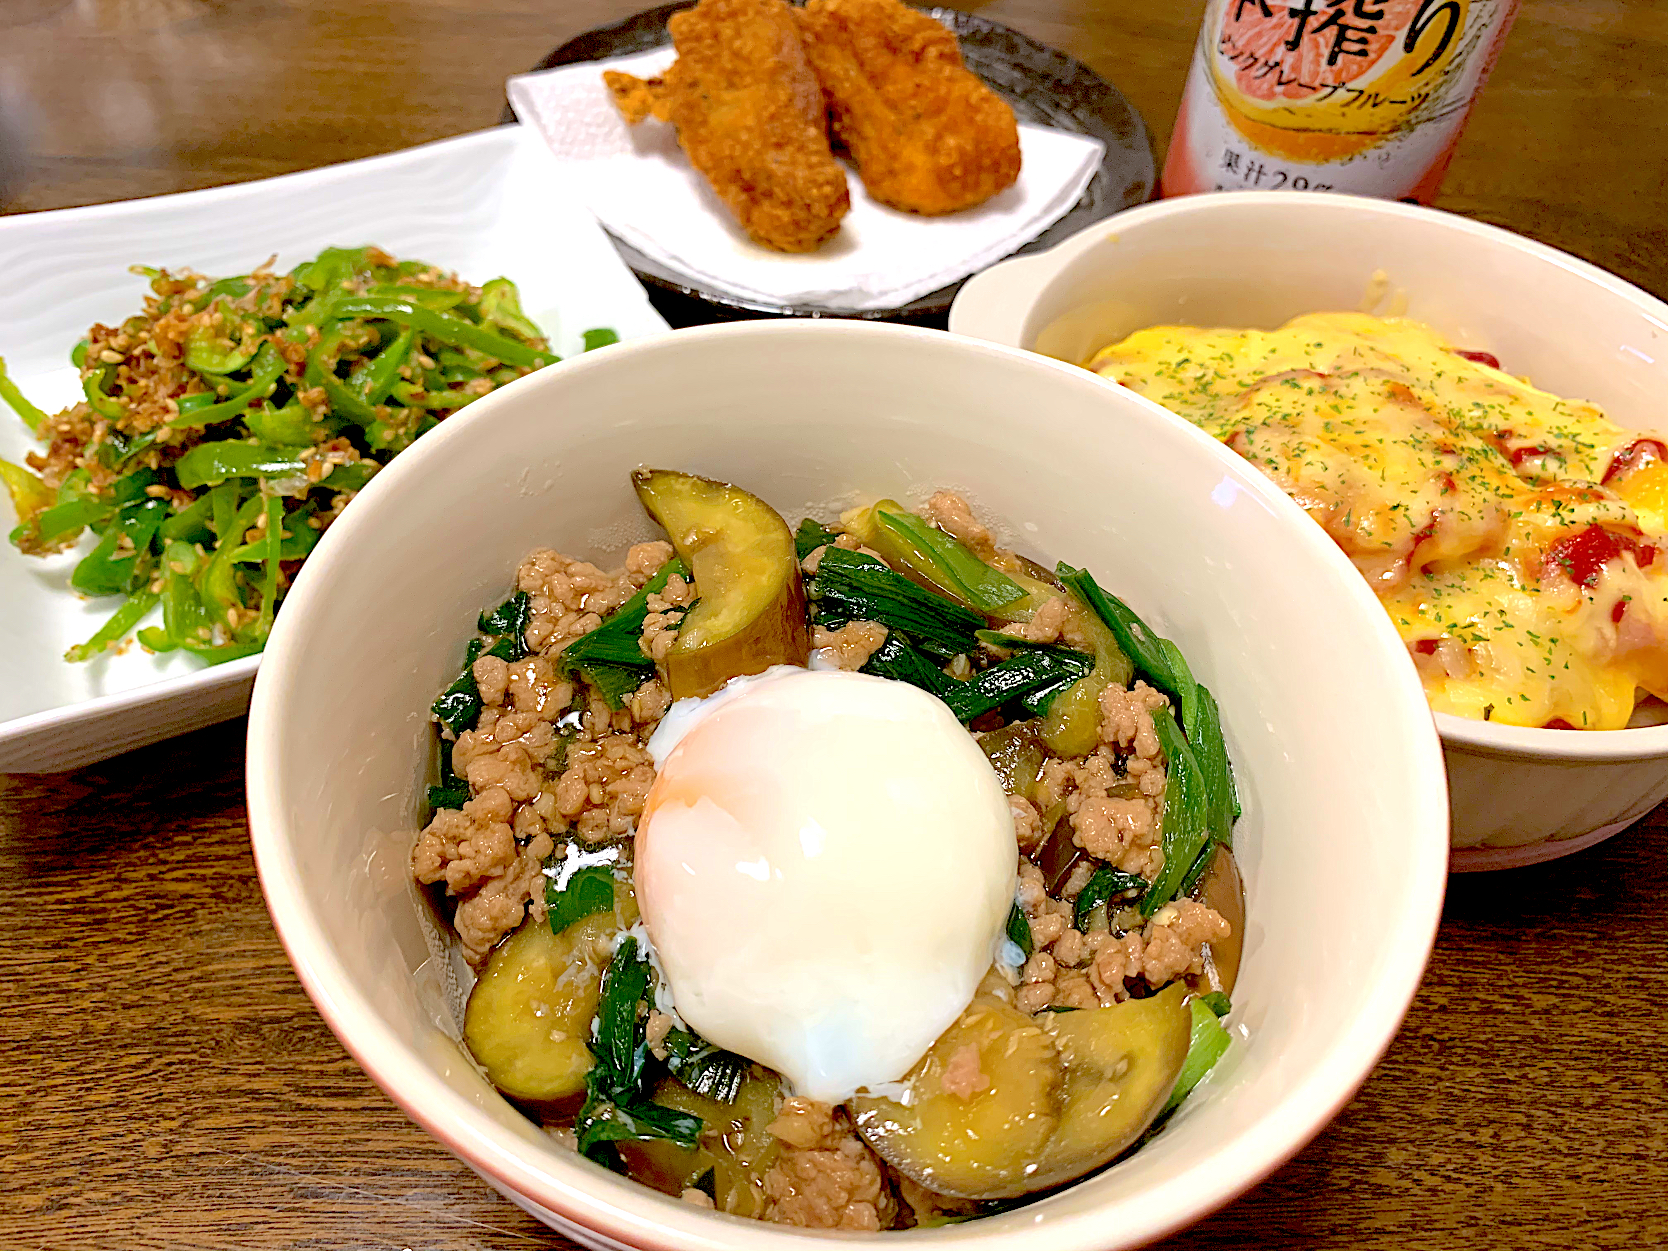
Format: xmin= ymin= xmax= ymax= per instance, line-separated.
xmin=605 ymin=0 xmax=850 ymax=252
xmin=796 ymin=0 xmax=1021 ymax=215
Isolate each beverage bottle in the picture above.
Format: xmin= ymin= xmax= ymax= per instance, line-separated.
xmin=1160 ymin=0 xmax=1520 ymax=202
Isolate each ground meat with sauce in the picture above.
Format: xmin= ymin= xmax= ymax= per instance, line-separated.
xmin=812 ymin=620 xmax=888 ymax=670
xmin=412 ymin=541 xmax=675 ymax=964
xmin=763 ymin=1099 xmax=896 ymax=1231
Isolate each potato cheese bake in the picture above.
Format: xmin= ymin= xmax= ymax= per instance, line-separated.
xmin=1090 ymin=313 xmax=1668 ymax=730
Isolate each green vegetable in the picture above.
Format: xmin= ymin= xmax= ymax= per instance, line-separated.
xmin=245 ymin=402 xmax=319 ymax=448
xmin=184 ymin=304 xmax=256 ymax=374
xmin=1006 ymin=903 xmax=1033 ymax=958
xmin=940 ymin=647 xmax=1095 ymax=724
xmin=478 ymin=590 xmax=532 ymax=652
xmin=430 ymin=591 xmax=542 ymax=733
xmin=582 ymin=328 xmax=621 ymax=352
xmin=560 ymin=558 xmax=688 ymax=706
xmin=860 ymin=631 xmax=957 ymax=697
xmin=426 ymin=738 xmax=470 ymax=810
xmin=70 ymin=497 xmax=168 ymax=597
xmin=576 ymin=938 xmax=704 ymax=1164
xmin=173 ymin=441 xmax=306 ymax=490
xmin=810 ymin=546 xmax=982 ymax=659
xmin=81 ymin=361 xmax=125 ymax=420
xmin=1073 ymin=867 xmax=1148 ymax=930
xmin=0 ymin=458 xmax=52 ymax=534
xmin=1161 ymin=995 xmax=1232 ymax=1115
xmin=1140 ymin=710 xmax=1211 ymax=917
xmin=1197 ymin=992 xmax=1231 ymax=1018
xmin=433 ymin=637 xmax=486 ymax=736
xmin=0 ymin=357 xmax=47 ymax=432
xmin=1057 ymin=564 xmax=1238 ymax=845
xmin=793 ymin=517 xmax=842 ymax=562
xmin=479 ymin=278 xmax=544 ymax=341
xmin=323 ymin=295 xmax=556 ymax=371
xmin=661 ymin=1029 xmax=749 ymax=1104
xmin=255 ymin=493 xmax=283 ymax=635
xmin=169 ymin=343 xmax=288 ymax=430
xmin=318 ymin=462 xmax=377 ymax=494
xmin=869 ymin=501 xmax=1027 ymax=613
xmin=65 ymin=588 xmax=160 ymax=662
xmin=10 ymin=252 xmax=553 ymax=664
xmin=348 ymin=326 xmax=417 ymax=406
xmin=545 ymin=864 xmax=617 ymax=936
xmin=157 ymin=493 xmax=215 ymax=544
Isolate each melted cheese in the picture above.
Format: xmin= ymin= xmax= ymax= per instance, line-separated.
xmin=1090 ymin=313 xmax=1668 ymax=730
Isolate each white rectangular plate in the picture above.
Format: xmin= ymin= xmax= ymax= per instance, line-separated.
xmin=0 ymin=125 xmax=667 ymax=772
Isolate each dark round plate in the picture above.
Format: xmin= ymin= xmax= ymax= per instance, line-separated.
xmin=508 ymin=3 xmax=1154 ymax=328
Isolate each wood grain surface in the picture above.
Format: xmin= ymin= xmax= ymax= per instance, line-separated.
xmin=2 ymin=2 xmax=1666 ymax=1248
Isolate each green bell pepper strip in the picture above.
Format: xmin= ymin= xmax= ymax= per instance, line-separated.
xmin=316 ymin=463 xmax=376 ymax=494
xmin=367 ymin=284 xmax=467 ymax=311
xmin=388 ymin=381 xmax=481 ymax=411
xmin=174 ymin=441 xmax=306 ymax=490
xmin=65 ymin=588 xmax=161 ymax=662
xmin=199 ymin=495 xmax=266 ymax=629
xmin=582 ymin=328 xmax=620 ymax=352
xmin=478 ymin=278 xmax=543 ymax=340
xmin=184 ymin=303 xmax=257 ymax=374
xmin=227 ymin=503 xmax=320 ymax=563
xmin=110 ymin=467 xmax=161 ymax=506
xmin=158 ymin=493 xmax=215 ymax=544
xmin=323 ymin=296 xmax=555 ymax=370
xmin=168 ymin=342 xmax=287 ymax=429
xmin=82 ymin=363 xmax=126 ymax=420
xmin=96 ymin=427 xmax=157 ymax=470
xmin=179 ymin=276 xmax=253 ymax=315
xmin=303 ymin=344 xmax=381 ymax=425
xmin=0 ymin=357 xmax=47 ymax=433
xmin=256 ymin=493 xmax=284 ymax=635
xmin=156 ymin=540 xmax=209 ymax=648
xmin=207 ymin=482 xmax=240 ymax=544
xmin=0 ymin=459 xmax=52 ymax=528
xmin=33 ymin=470 xmax=114 ymax=545
xmin=244 ymin=400 xmax=319 ymax=447
xmin=348 ymin=326 xmax=416 ymax=405
xmin=70 ymin=497 xmax=169 ymax=597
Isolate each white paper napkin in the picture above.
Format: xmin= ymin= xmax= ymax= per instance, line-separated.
xmin=508 ymin=48 xmax=1105 ymax=312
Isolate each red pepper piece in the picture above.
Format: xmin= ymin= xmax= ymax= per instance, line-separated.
xmin=1543 ymin=524 xmax=1652 ymax=588
xmin=1602 ymin=438 xmax=1668 ymax=485
xmin=1456 ymin=349 xmax=1501 ymax=369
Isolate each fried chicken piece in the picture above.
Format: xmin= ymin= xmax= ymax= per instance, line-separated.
xmin=603 ymin=70 xmax=670 ymax=124
xmin=796 ymin=0 xmax=1021 ymax=215
xmin=605 ymin=0 xmax=850 ymax=253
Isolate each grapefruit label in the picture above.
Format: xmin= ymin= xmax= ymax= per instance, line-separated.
xmin=1161 ymin=0 xmax=1518 ymax=198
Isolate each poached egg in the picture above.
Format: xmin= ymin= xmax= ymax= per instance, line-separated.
xmin=635 ymin=666 xmax=1016 ymax=1103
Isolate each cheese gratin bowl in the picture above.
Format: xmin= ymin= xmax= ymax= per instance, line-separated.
xmin=948 ymin=192 xmax=1668 ymax=869
xmin=247 ymin=321 xmax=1447 ymax=1249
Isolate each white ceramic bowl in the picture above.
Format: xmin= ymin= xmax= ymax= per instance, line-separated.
xmin=949 ymin=191 xmax=1668 ymax=870
xmin=247 ymin=320 xmax=1447 ymax=1250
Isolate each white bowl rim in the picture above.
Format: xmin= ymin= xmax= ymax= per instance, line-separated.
xmin=247 ymin=318 xmax=1450 ymax=1251
xmin=962 ymin=189 xmax=1668 ymax=763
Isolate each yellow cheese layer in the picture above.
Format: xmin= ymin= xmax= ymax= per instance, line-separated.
xmin=1089 ymin=313 xmax=1668 ymax=730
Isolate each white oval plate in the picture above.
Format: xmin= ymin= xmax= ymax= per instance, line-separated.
xmin=0 ymin=125 xmax=667 ymax=772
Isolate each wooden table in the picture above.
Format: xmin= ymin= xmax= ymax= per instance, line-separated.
xmin=3 ymin=2 xmax=1666 ymax=1247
